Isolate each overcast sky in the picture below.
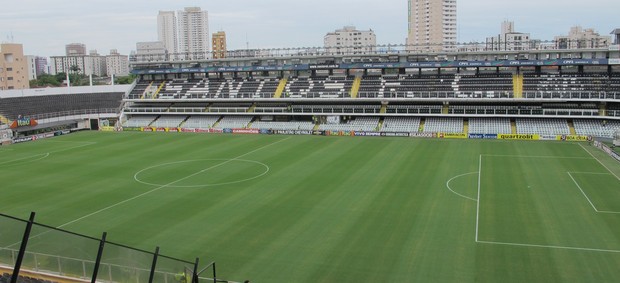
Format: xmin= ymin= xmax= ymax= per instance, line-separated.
xmin=1 ymin=0 xmax=618 ymax=58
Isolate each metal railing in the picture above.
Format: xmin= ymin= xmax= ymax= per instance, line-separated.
xmin=0 ymin=212 xmax=230 ymax=283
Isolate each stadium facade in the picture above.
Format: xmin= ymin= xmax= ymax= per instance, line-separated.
xmin=1 ymin=42 xmax=620 ymax=146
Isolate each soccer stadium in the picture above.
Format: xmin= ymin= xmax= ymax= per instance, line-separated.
xmin=2 ymin=24 xmax=620 ymax=283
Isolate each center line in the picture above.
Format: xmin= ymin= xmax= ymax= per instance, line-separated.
xmin=56 ymin=136 xmax=291 ymax=229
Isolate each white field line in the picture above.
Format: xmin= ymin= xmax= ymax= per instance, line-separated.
xmin=475 ymin=155 xmax=482 ymax=242
xmin=568 ymin=171 xmax=620 ymax=214
xmin=55 ymin=137 xmax=291 ymax=229
xmin=0 ymin=153 xmax=49 ymax=165
xmin=579 ymin=143 xmax=620 ymax=181
xmin=482 ymin=154 xmax=592 ymax=159
xmin=477 ymin=240 xmax=620 ymax=254
xmin=567 ymin=172 xmax=600 ymax=212
xmin=0 ymin=142 xmax=97 ymax=166
xmin=476 ymin=154 xmax=620 ymax=254
xmin=445 ymin=172 xmax=478 ymax=202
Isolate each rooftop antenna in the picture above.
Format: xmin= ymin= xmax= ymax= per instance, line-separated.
xmin=246 ymin=33 xmax=249 ymax=50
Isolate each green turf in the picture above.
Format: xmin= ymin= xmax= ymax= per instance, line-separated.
xmin=0 ymin=132 xmax=619 ymax=282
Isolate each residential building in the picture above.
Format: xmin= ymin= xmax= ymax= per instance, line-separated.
xmin=25 ymin=55 xmax=37 ymax=80
xmin=554 ymin=26 xmax=611 ymax=49
xmin=406 ymin=0 xmax=457 ymax=52
xmin=66 ymin=43 xmax=87 ymax=56
xmin=89 ymin=50 xmax=107 ymax=77
xmin=34 ymin=56 xmax=47 ymax=76
xmin=610 ymin=28 xmax=620 ymax=45
xmin=485 ymin=21 xmax=533 ymax=51
xmin=212 ymin=31 xmax=227 ymax=59
xmin=135 ymin=41 xmax=167 ymax=62
xmin=106 ymin=49 xmax=129 ymax=77
xmin=157 ymin=11 xmax=178 ymax=54
xmin=177 ymin=7 xmax=210 ymax=59
xmin=324 ymin=26 xmax=376 ymax=55
xmin=50 ymin=53 xmax=106 ymax=77
xmin=0 ymin=43 xmax=29 ymax=90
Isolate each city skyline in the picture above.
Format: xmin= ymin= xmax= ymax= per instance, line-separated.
xmin=0 ymin=0 xmax=618 ymax=58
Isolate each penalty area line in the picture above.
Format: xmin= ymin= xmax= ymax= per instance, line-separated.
xmin=477 ymin=240 xmax=620 ymax=254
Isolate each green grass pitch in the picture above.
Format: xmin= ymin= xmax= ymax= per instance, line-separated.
xmin=1 ymin=132 xmax=619 ymax=282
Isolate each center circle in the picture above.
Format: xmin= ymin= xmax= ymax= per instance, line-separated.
xmin=134 ymin=159 xmax=270 ymax=188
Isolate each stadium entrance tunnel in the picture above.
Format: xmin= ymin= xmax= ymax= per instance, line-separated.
xmin=134 ymin=159 xmax=270 ymax=187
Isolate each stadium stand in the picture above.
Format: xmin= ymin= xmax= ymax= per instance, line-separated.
xmin=516 ymin=119 xmax=571 ymax=135
xmin=381 ymin=117 xmax=422 ymax=132
xmin=183 ymin=116 xmax=221 ymax=128
xmin=0 ymin=92 xmax=122 ymax=120
xmin=215 ymin=116 xmax=253 ymax=129
xmin=573 ymin=120 xmax=620 ymax=138
xmin=123 ymin=115 xmax=157 ymax=127
xmin=0 ymin=273 xmax=59 ymax=283
xmin=423 ymin=118 xmax=464 ymax=133
xmin=318 ymin=117 xmax=380 ymax=132
xmin=468 ymin=118 xmax=512 ymax=134
xmin=151 ymin=115 xmax=187 ymax=128
xmin=250 ymin=120 xmax=316 ymax=130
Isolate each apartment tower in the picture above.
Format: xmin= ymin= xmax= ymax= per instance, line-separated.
xmin=407 ymin=0 xmax=457 ymax=52
xmin=158 ymin=11 xmax=178 ymax=54
xmin=178 ymin=7 xmax=210 ymax=58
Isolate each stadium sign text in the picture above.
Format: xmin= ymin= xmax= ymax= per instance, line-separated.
xmin=498 ymin=134 xmax=540 ymax=140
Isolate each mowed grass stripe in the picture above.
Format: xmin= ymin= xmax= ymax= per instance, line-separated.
xmin=1 ymin=133 xmax=619 ymax=283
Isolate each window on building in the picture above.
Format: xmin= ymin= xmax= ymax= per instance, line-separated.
xmin=7 ymin=77 xmax=13 ymax=81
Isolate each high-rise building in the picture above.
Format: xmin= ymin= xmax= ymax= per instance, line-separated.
xmin=406 ymin=0 xmax=457 ymax=52
xmin=324 ymin=26 xmax=376 ymax=55
xmin=178 ymin=7 xmax=210 ymax=58
xmin=0 ymin=43 xmax=29 ymax=90
xmin=212 ymin=31 xmax=227 ymax=59
xmin=554 ymin=26 xmax=611 ymax=49
xmin=106 ymin=49 xmax=129 ymax=77
xmin=158 ymin=11 xmax=178 ymax=54
xmin=66 ymin=43 xmax=87 ymax=56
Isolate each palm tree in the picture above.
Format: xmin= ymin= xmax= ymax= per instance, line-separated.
xmin=69 ymin=65 xmax=81 ymax=74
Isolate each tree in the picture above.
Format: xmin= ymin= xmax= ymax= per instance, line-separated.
xmin=69 ymin=65 xmax=81 ymax=74
xmin=115 ymin=75 xmax=137 ymax=85
xmin=29 ymin=74 xmax=62 ymax=88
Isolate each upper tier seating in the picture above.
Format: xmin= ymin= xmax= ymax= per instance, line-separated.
xmin=283 ymin=76 xmax=354 ymax=98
